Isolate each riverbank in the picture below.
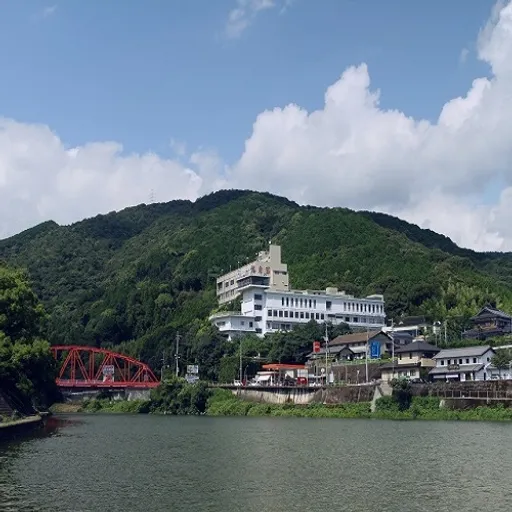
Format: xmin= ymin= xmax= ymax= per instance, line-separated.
xmin=0 ymin=415 xmax=44 ymax=439
xmin=50 ymin=399 xmax=150 ymax=414
xmin=48 ymin=383 xmax=512 ymax=422
xmin=207 ymin=390 xmax=512 ymax=421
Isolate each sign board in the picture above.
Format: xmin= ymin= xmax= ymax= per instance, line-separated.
xmin=297 ymin=369 xmax=308 ymax=378
xmin=102 ymin=365 xmax=115 ymax=375
xmin=370 ymin=341 xmax=381 ymax=359
xmin=187 ymin=365 xmax=199 ymax=375
xmin=185 ymin=375 xmax=199 ymax=384
xmin=313 ymin=341 xmax=321 ymax=353
xmin=102 ymin=365 xmax=115 ymax=382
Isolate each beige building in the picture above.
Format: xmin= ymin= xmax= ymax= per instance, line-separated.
xmin=380 ymin=341 xmax=439 ymax=381
xmin=216 ymin=244 xmax=289 ymax=305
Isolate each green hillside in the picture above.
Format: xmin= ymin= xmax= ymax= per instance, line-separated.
xmin=1 ymin=189 xmax=511 ymax=377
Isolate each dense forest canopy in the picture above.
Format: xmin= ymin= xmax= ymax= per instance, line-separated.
xmin=1 ymin=189 xmax=512 ymax=381
xmin=0 ymin=264 xmax=57 ymax=411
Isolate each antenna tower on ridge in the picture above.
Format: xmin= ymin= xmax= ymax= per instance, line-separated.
xmin=149 ymin=189 xmax=155 ymax=204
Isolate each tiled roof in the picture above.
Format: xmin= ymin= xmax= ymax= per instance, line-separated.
xmin=330 ymin=330 xmax=389 ymax=346
xmin=433 ymin=346 xmax=494 ymax=359
xmin=429 ymin=363 xmax=484 ymax=375
xmin=395 ymin=341 xmax=440 ymax=354
xmin=380 ymin=361 xmax=421 ymax=370
xmin=471 ymin=307 xmax=512 ymax=321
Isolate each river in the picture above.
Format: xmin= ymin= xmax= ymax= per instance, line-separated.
xmin=1 ymin=414 xmax=511 ymax=511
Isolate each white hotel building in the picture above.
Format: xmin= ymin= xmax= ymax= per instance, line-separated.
xmin=210 ymin=244 xmax=386 ymax=340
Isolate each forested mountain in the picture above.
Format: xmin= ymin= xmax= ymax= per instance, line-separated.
xmin=1 ymin=189 xmax=511 ymax=377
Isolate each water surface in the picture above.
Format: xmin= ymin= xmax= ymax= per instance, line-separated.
xmin=0 ymin=414 xmax=510 ymax=511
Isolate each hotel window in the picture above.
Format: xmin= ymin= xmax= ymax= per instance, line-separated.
xmin=300 ymin=312 xmax=304 ymax=319
xmin=343 ymin=302 xmax=347 ymax=310
xmin=314 ymin=299 xmax=317 ymax=308
xmin=316 ymin=313 xmax=319 ymax=320
xmin=249 ymin=322 xmax=253 ymax=327
xmin=284 ymin=311 xmax=288 ymax=317
xmin=273 ymin=310 xmax=278 ymax=316
xmin=289 ymin=310 xmax=294 ymax=318
xmin=300 ymin=298 xmax=303 ymax=307
xmin=254 ymin=304 xmax=262 ymax=310
xmin=459 ymin=359 xmax=462 ymax=364
xmin=255 ymin=317 xmax=262 ymax=322
xmin=305 ymin=312 xmax=310 ymax=319
xmin=278 ymin=311 xmax=283 ymax=317
xmin=326 ymin=301 xmax=332 ymax=310
xmin=309 ymin=299 xmax=312 ymax=308
xmin=473 ymin=358 xmax=477 ymax=363
xmin=321 ymin=314 xmax=325 ymax=320
xmin=286 ymin=297 xmax=289 ymax=307
xmin=466 ymin=358 xmax=469 ymax=364
xmin=281 ymin=297 xmax=285 ymax=306
xmin=254 ymin=294 xmax=263 ymax=300
xmin=268 ymin=310 xmax=273 ymax=316
xmin=295 ymin=312 xmax=299 ymax=318
xmin=440 ymin=360 xmax=444 ymax=365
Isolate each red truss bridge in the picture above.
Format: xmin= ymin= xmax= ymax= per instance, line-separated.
xmin=51 ymin=345 xmax=160 ymax=389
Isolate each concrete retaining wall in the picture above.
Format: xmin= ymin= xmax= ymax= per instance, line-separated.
xmin=234 ymin=384 xmax=376 ymax=405
xmin=411 ymin=380 xmax=512 ymax=398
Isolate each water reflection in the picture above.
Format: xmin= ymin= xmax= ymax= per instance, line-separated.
xmin=0 ymin=415 xmax=511 ymax=512
xmin=0 ymin=416 xmax=82 ymax=512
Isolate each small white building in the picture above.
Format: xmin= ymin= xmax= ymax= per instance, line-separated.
xmin=210 ymin=244 xmax=386 ymax=339
xmin=429 ymin=346 xmax=495 ymax=382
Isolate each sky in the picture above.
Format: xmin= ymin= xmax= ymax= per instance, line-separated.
xmin=0 ymin=0 xmax=511 ymax=251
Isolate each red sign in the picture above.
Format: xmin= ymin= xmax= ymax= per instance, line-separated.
xmin=313 ymin=341 xmax=321 ymax=353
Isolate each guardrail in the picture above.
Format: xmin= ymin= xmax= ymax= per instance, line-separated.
xmin=430 ymin=389 xmax=512 ymax=400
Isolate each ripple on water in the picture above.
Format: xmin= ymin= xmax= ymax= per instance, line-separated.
xmin=1 ymin=415 xmax=512 ymax=512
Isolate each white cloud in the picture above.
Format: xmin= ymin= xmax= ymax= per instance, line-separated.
xmin=459 ymin=47 xmax=469 ymax=64
xmin=42 ymin=5 xmax=57 ymax=18
xmin=0 ymin=119 xmax=205 ymax=237
xmin=225 ymin=0 xmax=285 ymax=38
xmin=223 ymin=0 xmax=512 ymax=251
xmin=3 ymin=1 xmax=512 ymax=253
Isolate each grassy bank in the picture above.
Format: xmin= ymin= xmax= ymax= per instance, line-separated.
xmin=206 ymin=390 xmax=512 ymax=421
xmin=49 ymin=384 xmax=512 ymax=422
xmin=207 ymin=390 xmax=373 ymax=418
xmin=50 ymin=399 xmax=151 ymax=414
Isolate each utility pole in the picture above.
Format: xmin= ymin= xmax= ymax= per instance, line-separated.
xmin=365 ymin=326 xmax=369 ymax=384
xmin=175 ymin=333 xmax=181 ymax=377
xmin=391 ymin=319 xmax=395 ymax=379
xmin=161 ymin=350 xmax=166 ymax=382
xmin=444 ymin=320 xmax=447 ymax=346
xmin=239 ymin=336 xmax=243 ymax=384
xmin=324 ymin=323 xmax=329 ymax=386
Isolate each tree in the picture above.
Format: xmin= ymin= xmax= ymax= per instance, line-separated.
xmin=0 ymin=264 xmax=57 ymax=410
xmin=491 ymin=349 xmax=512 ymax=380
xmin=391 ymin=378 xmax=412 ymax=411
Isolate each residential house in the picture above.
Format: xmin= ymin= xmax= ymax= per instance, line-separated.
xmin=429 ymin=346 xmax=496 ymax=381
xmin=306 ymin=330 xmax=395 ymax=363
xmin=462 ymin=306 xmax=512 ymax=340
xmin=380 ymin=341 xmax=440 ymax=381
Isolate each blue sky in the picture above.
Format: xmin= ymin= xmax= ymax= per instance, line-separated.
xmin=1 ymin=0 xmax=511 ymax=252
xmin=0 ymin=0 xmax=496 ymax=161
